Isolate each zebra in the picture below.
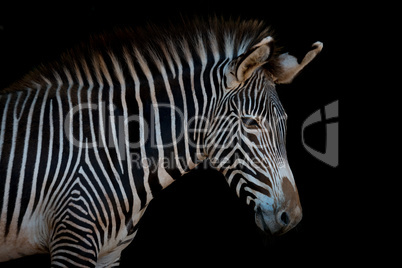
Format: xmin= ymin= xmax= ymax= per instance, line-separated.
xmin=0 ymin=17 xmax=322 ymax=267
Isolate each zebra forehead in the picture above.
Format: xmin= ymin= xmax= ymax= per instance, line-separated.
xmin=232 ymin=80 xmax=282 ymax=114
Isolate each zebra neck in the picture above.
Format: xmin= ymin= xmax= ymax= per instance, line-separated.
xmin=123 ymin=47 xmax=229 ymax=181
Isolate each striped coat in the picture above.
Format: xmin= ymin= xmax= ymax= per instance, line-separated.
xmin=0 ymin=17 xmax=322 ymax=266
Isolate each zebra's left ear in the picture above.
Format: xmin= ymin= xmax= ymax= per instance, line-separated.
xmin=272 ymin=41 xmax=323 ymax=84
xmin=224 ymin=36 xmax=274 ymax=89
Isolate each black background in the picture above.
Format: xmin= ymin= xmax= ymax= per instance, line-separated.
xmin=0 ymin=1 xmax=351 ymax=267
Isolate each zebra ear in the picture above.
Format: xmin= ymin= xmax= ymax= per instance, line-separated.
xmin=273 ymin=41 xmax=323 ymax=84
xmin=224 ymin=36 xmax=274 ymax=89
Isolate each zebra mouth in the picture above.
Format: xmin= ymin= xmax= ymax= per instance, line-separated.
xmin=255 ymin=206 xmax=272 ymax=234
xmin=255 ymin=206 xmax=288 ymax=236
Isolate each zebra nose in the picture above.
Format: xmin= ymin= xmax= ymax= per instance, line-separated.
xmin=276 ymin=206 xmax=302 ymax=231
xmin=279 ymin=211 xmax=290 ymax=226
xmin=255 ymin=204 xmax=302 ymax=235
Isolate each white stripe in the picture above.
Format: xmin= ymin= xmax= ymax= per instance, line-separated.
xmin=11 ymin=82 xmax=43 ymax=231
xmin=83 ymin=57 xmax=124 ymax=239
xmin=0 ymin=89 xmax=30 ymax=231
xmin=25 ymin=97 xmax=54 ymax=221
xmin=135 ymin=48 xmax=175 ymax=192
xmin=35 ymin=74 xmax=64 ymax=216
xmin=194 ymin=40 xmax=209 ymax=161
xmin=76 ymin=168 xmax=105 ymax=248
xmin=109 ymin=52 xmax=138 ymax=212
xmin=96 ymin=53 xmax=125 ymax=175
xmin=148 ymin=51 xmax=185 ymax=174
xmin=79 ymin=161 xmax=111 ymax=246
xmin=44 ymin=71 xmax=77 ymax=213
xmin=170 ymin=43 xmax=195 ymax=170
xmin=159 ymin=40 xmax=177 ymax=79
xmin=0 ymin=94 xmax=12 ymax=161
xmin=125 ymin=48 xmax=152 ymax=205
xmin=224 ymin=32 xmax=235 ymax=58
xmin=181 ymin=40 xmax=200 ymax=143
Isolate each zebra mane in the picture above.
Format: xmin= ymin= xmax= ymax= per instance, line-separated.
xmin=5 ymin=16 xmax=275 ymax=91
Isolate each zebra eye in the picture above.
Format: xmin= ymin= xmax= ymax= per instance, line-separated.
xmin=241 ymin=117 xmax=260 ymax=127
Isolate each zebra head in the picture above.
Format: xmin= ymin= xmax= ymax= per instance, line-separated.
xmin=205 ymin=37 xmax=322 ymax=236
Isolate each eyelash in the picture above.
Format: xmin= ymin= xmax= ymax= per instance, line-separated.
xmin=241 ymin=117 xmax=260 ymax=127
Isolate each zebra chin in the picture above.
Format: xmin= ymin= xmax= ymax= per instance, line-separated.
xmin=254 ymin=203 xmax=302 ymax=236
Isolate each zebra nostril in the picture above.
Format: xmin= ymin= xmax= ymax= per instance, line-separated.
xmin=280 ymin=211 xmax=290 ymax=226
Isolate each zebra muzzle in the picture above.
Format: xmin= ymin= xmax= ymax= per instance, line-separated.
xmin=255 ymin=204 xmax=302 ymax=236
